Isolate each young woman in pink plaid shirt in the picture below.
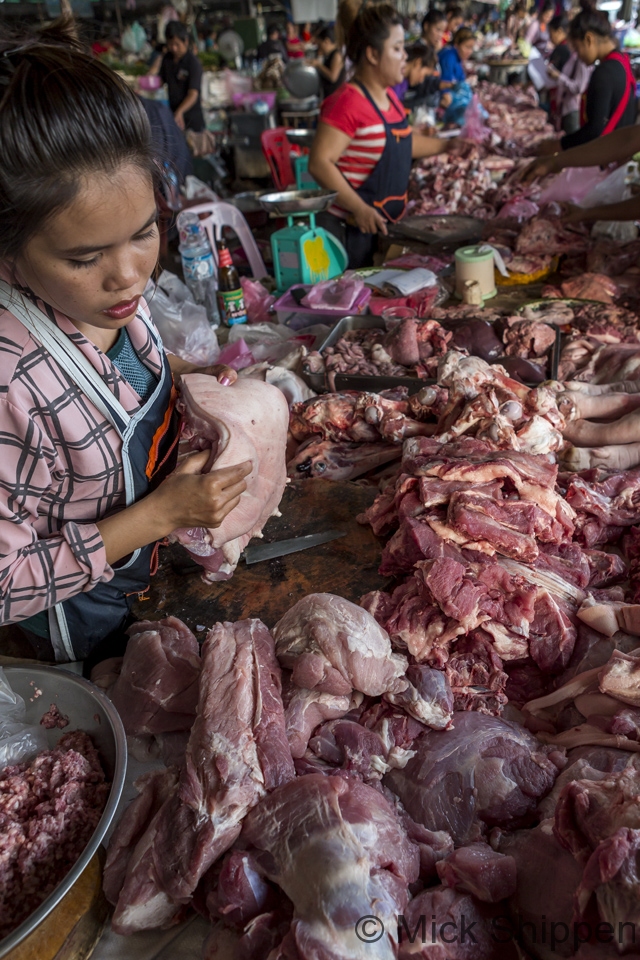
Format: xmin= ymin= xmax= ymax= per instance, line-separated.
xmin=0 ymin=21 xmax=251 ymax=662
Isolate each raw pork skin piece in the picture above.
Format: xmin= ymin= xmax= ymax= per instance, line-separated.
xmin=175 ymin=375 xmax=289 ymax=580
xmin=241 ymin=773 xmax=420 ymax=960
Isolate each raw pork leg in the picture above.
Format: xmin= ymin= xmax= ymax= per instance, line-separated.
xmin=110 ymin=619 xmax=294 ymax=934
xmin=273 ymin=593 xmax=408 ymax=697
xmin=175 ymin=375 xmax=289 ymax=581
xmin=241 ymin=773 xmax=420 ymax=960
xmin=108 ymin=617 xmax=200 ymax=736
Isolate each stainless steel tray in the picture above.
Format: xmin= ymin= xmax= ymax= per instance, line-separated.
xmin=258 ymin=188 xmax=337 ymax=216
xmin=0 ymin=665 xmax=127 ymax=958
xmin=389 ymin=214 xmax=484 ymax=247
xmin=301 ymin=315 xmax=430 ymax=395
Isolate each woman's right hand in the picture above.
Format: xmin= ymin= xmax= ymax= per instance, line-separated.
xmin=353 ymin=202 xmax=388 ymax=235
xmin=153 ymin=452 xmax=253 ymax=533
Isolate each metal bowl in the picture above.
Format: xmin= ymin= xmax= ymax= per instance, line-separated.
xmin=284 ymin=128 xmax=316 ymax=149
xmin=0 ymin=665 xmax=127 ymax=958
xmin=258 ymin=188 xmax=338 ymax=216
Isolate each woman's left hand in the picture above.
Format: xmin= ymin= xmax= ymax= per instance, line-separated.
xmin=535 ymin=138 xmax=560 ymax=157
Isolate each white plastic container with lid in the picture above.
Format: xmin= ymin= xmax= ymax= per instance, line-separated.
xmin=454 ymin=245 xmax=497 ymax=301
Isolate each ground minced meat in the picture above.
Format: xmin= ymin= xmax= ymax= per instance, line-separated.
xmin=0 ymin=731 xmax=110 ymax=938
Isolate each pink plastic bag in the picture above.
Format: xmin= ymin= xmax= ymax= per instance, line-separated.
xmin=240 ymin=277 xmax=276 ymax=324
xmin=538 ymin=167 xmax=608 ymax=206
xmin=301 ymin=273 xmax=365 ymax=311
xmin=460 ymin=95 xmax=491 ymax=144
xmin=369 ymin=283 xmax=446 ymax=319
xmin=218 ymin=339 xmax=256 ymax=371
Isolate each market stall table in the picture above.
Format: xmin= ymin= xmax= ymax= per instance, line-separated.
xmin=130 ymin=478 xmax=389 ymax=631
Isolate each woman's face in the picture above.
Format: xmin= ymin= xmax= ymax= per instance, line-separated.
xmin=573 ymin=33 xmax=597 ymax=65
xmin=424 ymin=21 xmax=446 ymax=50
xmin=369 ymin=24 xmax=407 ymax=86
xmin=16 ymin=164 xmax=159 ymax=345
xmin=457 ymin=39 xmax=475 ymax=62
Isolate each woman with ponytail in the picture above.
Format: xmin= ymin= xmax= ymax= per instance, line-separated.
xmin=309 ymin=4 xmax=450 ymax=269
xmin=535 ymin=1 xmax=636 ymax=156
xmin=0 ymin=21 xmax=250 ymax=663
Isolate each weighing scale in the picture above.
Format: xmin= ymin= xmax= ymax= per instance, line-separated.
xmin=258 ymin=189 xmax=348 ymax=293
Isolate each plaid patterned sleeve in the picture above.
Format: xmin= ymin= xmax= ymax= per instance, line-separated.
xmin=0 ymin=396 xmax=114 ymax=623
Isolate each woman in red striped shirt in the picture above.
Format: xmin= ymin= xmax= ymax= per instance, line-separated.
xmin=309 ymin=4 xmax=451 ymax=268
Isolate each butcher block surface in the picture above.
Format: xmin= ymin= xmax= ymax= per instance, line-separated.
xmin=131 ymin=479 xmax=389 ymax=631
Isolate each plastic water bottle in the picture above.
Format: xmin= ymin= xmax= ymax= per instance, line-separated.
xmin=177 ymin=211 xmax=219 ymax=326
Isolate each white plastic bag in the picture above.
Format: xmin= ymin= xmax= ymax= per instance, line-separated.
xmin=0 ymin=668 xmax=48 ymax=771
xmin=579 ymin=163 xmax=630 ymax=209
xmin=146 ymin=273 xmax=220 ymax=367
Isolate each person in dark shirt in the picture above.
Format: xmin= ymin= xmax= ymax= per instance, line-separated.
xmin=257 ymin=23 xmax=288 ymax=61
xmin=311 ymin=26 xmax=345 ymax=100
xmin=548 ymin=15 xmax=571 ymax=72
xmin=138 ymin=96 xmax=193 ymax=185
xmin=150 ymin=21 xmax=205 ymax=133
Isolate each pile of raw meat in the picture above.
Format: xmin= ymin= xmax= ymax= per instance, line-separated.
xmin=100 ymin=609 xmax=563 ymax=960
xmin=0 ymin=731 xmax=109 ymax=938
xmin=303 ymin=310 xmax=558 ymax=392
xmin=289 ymin=349 xmax=566 ymax=481
xmin=477 ymin=81 xmax=555 ymax=157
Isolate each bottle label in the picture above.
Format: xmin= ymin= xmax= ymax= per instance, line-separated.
xmin=181 ymin=250 xmax=215 ymax=282
xmin=218 ymin=288 xmax=248 ymax=326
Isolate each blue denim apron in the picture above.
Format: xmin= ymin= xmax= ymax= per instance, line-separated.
xmin=0 ymin=283 xmax=179 ymax=661
xmin=346 ymin=81 xmax=413 ymax=269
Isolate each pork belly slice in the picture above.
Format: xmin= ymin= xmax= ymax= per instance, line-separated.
xmin=175 ymin=375 xmax=289 ymax=581
xmin=108 ymin=617 xmax=200 ymax=737
xmin=241 ymin=773 xmax=420 ymax=960
xmin=109 ymin=619 xmax=294 ymax=934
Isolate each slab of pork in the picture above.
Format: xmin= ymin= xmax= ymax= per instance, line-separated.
xmin=241 ymin=773 xmax=420 ymax=960
xmin=108 ymin=619 xmax=294 ymax=934
xmin=174 ymin=375 xmax=289 ymax=581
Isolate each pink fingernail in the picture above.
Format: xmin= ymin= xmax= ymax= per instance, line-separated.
xmin=220 ymin=376 xmax=232 ymax=386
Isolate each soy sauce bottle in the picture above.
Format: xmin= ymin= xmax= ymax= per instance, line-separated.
xmin=216 ymin=232 xmax=248 ymax=326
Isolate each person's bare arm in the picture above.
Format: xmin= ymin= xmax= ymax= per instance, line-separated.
xmin=166 ymin=354 xmax=236 ymax=384
xmin=173 ymin=89 xmax=199 ymax=129
xmin=148 ymin=53 xmax=162 ymax=76
xmin=411 ymin=132 xmax=447 ymax=159
xmin=314 ymin=52 xmax=344 ymax=82
xmin=564 ymin=193 xmax=640 ymax=224
xmin=96 ymin=455 xmax=252 ymax=565
xmin=309 ymin=121 xmax=388 ymax=235
xmin=522 ymin=125 xmax=640 ymax=183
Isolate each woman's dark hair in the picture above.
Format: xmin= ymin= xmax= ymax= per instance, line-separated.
xmin=422 ymin=9 xmax=446 ymax=30
xmin=539 ymin=1 xmax=555 ymax=16
xmin=549 ymin=14 xmax=568 ymax=32
xmin=347 ymin=3 xmax=403 ymax=65
xmin=0 ymin=19 xmax=157 ymax=261
xmin=569 ymin=0 xmax=612 ymax=39
xmin=453 ymin=26 xmax=475 ymax=45
xmin=316 ymin=25 xmax=335 ymax=43
xmin=165 ymin=21 xmax=189 ymax=43
xmin=446 ymin=5 xmax=463 ymax=20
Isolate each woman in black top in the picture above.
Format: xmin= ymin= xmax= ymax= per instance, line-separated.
xmin=150 ymin=21 xmax=205 ymax=133
xmin=538 ymin=2 xmax=635 ymax=155
xmin=311 ymin=26 xmax=346 ymax=100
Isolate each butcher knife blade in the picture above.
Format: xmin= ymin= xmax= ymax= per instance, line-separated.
xmin=243 ymin=530 xmax=346 ymax=565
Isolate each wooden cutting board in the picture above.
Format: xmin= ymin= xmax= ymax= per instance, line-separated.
xmin=131 ymin=478 xmax=391 ymax=632
xmin=6 ymin=852 xmax=108 ymax=960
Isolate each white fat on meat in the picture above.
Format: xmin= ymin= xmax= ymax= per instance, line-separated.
xmin=273 ymin=593 xmax=408 ymax=697
xmin=174 ymin=375 xmax=289 ymax=581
